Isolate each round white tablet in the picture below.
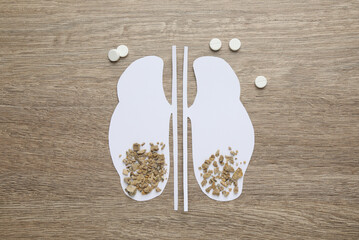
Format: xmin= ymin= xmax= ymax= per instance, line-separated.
xmin=209 ymin=38 xmax=222 ymax=51
xmin=108 ymin=49 xmax=120 ymax=62
xmin=117 ymin=45 xmax=129 ymax=58
xmin=229 ymin=38 xmax=241 ymax=51
xmin=255 ymin=76 xmax=267 ymax=89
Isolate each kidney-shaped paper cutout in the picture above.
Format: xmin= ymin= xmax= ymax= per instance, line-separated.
xmin=188 ymin=56 xmax=255 ymax=201
xmin=109 ymin=56 xmax=172 ymax=201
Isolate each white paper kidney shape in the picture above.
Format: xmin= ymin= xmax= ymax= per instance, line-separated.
xmin=109 ymin=56 xmax=172 ymax=201
xmin=188 ymin=56 xmax=255 ymax=201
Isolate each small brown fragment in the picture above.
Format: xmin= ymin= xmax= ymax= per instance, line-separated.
xmin=124 ymin=177 xmax=131 ymax=184
xmin=151 ymin=145 xmax=159 ymax=152
xmin=214 ymin=167 xmax=220 ymax=175
xmin=202 ymin=163 xmax=209 ymax=171
xmin=198 ymin=167 xmax=202 ymax=170
xmin=141 ymin=142 xmax=145 ymax=146
xmin=225 ymin=155 xmax=233 ymax=161
xmin=144 ymin=185 xmax=152 ymax=194
xmin=234 ymin=186 xmax=239 ymax=194
xmin=201 ymin=179 xmax=207 ymax=187
xmin=203 ymin=172 xmax=211 ymax=179
xmin=244 ymin=161 xmax=246 ymax=164
xmin=228 ymin=146 xmax=232 ymax=150
xmin=161 ymin=144 xmax=165 ymax=150
xmin=220 ymin=180 xmax=228 ymax=187
xmin=213 ymin=188 xmax=220 ymax=196
xmin=209 ymin=155 xmax=215 ymax=161
xmin=119 ymin=154 xmax=122 ymax=158
xmin=209 ymin=177 xmax=217 ymax=184
xmin=223 ymin=191 xmax=229 ymax=197
xmin=205 ymin=185 xmax=212 ymax=193
xmin=224 ymin=163 xmax=234 ymax=173
xmin=156 ymin=187 xmax=161 ymax=192
xmin=125 ymin=185 xmax=137 ymax=196
xmin=137 ymin=149 xmax=146 ymax=155
xmin=232 ymin=167 xmax=243 ymax=181
xmin=219 ymin=155 xmax=224 ymax=165
xmin=133 ymin=143 xmax=140 ymax=152
xmin=215 ymin=150 xmax=220 ymax=157
xmin=132 ymin=163 xmax=139 ymax=171
xmin=213 ymin=161 xmax=218 ymax=167
xmin=123 ymin=169 xmax=129 ymax=176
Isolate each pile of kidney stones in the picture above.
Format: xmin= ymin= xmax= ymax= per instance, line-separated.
xmin=120 ymin=143 xmax=245 ymax=198
xmin=198 ymin=147 xmax=245 ymax=197
xmin=121 ymin=142 xmax=167 ymax=196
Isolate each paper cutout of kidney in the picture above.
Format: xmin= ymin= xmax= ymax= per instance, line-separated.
xmin=109 ymin=56 xmax=172 ymax=201
xmin=187 ymin=56 xmax=255 ymax=201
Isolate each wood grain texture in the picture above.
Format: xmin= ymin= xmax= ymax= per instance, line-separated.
xmin=1 ymin=0 xmax=358 ymax=239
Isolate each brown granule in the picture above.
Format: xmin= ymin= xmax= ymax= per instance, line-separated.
xmin=133 ymin=143 xmax=140 ymax=152
xmin=201 ymin=179 xmax=207 ymax=187
xmin=232 ymin=168 xmax=243 ymax=181
xmin=215 ymin=150 xmax=220 ymax=157
xmin=219 ymin=155 xmax=224 ymax=165
xmin=203 ymin=172 xmax=211 ymax=179
xmin=213 ymin=188 xmax=220 ymax=196
xmin=125 ymin=185 xmax=137 ymax=196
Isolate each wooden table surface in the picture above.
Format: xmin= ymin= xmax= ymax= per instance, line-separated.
xmin=1 ymin=0 xmax=358 ymax=239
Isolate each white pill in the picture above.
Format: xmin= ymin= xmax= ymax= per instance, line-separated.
xmin=117 ymin=45 xmax=129 ymax=58
xmin=108 ymin=49 xmax=120 ymax=62
xmin=209 ymin=38 xmax=222 ymax=51
xmin=229 ymin=38 xmax=241 ymax=51
xmin=255 ymin=76 xmax=267 ymax=89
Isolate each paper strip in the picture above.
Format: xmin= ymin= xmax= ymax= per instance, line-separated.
xmin=183 ymin=46 xmax=188 ymax=212
xmin=172 ymin=46 xmax=178 ymax=211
